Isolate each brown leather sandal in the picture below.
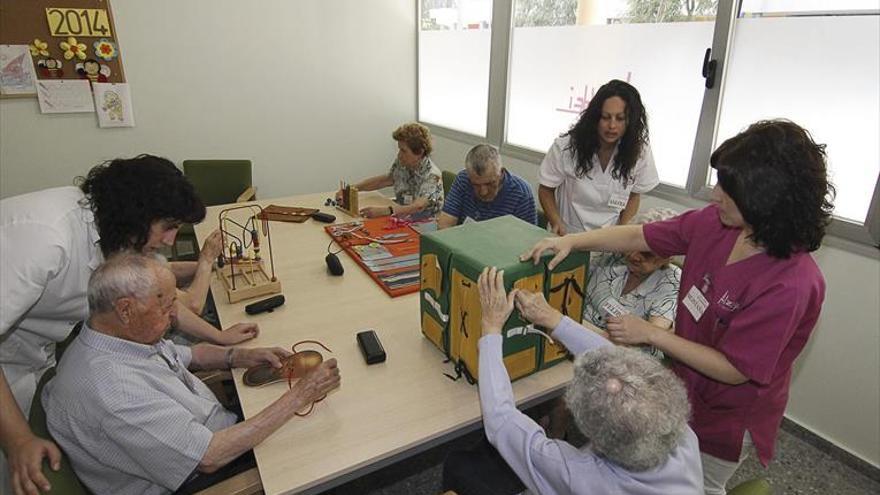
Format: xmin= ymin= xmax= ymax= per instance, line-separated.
xmin=242 ymin=340 xmax=331 ymax=388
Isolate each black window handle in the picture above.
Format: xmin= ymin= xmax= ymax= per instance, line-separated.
xmin=702 ymin=47 xmax=717 ymax=89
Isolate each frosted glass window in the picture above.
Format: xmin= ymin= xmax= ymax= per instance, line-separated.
xmin=715 ymin=5 xmax=880 ymax=223
xmin=506 ymin=0 xmax=717 ymax=188
xmin=419 ymin=0 xmax=492 ymax=137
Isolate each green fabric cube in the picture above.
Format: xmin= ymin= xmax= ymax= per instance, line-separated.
xmin=419 ymin=216 xmax=589 ymax=383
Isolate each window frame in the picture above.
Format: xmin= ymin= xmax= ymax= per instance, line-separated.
xmin=415 ymin=0 xmax=880 ymax=251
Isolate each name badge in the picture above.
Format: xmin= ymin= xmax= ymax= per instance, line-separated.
xmin=608 ymin=191 xmax=629 ymax=210
xmin=600 ymin=298 xmax=627 ymax=318
xmin=683 ymin=285 xmax=709 ymax=322
xmin=403 ymin=194 xmax=414 ymax=205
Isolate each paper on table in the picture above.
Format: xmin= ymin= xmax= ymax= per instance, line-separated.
xmin=0 ymin=45 xmax=37 ymax=95
xmin=36 ymin=79 xmax=94 ymax=113
xmin=92 ymin=82 xmax=135 ymax=127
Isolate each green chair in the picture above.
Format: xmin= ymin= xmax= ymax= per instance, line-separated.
xmin=29 ymin=368 xmax=261 ymax=495
xmin=182 ymin=160 xmax=256 ymax=207
xmin=28 ymin=368 xmax=92 ymax=495
xmin=729 ymin=478 xmax=772 ymax=495
xmin=442 ymin=169 xmax=457 ymax=197
xmin=536 ymin=208 xmax=548 ymax=229
xmin=173 ymin=160 xmax=257 ymax=260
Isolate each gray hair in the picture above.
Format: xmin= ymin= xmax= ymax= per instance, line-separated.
xmin=465 ymin=144 xmax=501 ymax=176
xmin=87 ymin=251 xmax=165 ymax=314
xmin=630 ymin=207 xmax=679 ymax=226
xmin=564 ymin=345 xmax=690 ymax=471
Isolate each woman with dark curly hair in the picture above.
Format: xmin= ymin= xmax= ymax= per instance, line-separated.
xmin=523 ymin=120 xmax=834 ymax=495
xmin=539 ymin=79 xmax=659 ymax=235
xmin=336 ymin=122 xmax=444 ymax=219
xmin=0 ymin=155 xmax=258 ymax=495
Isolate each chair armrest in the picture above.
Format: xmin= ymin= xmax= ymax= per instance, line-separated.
xmin=195 ymin=370 xmax=232 ymax=385
xmin=194 ymin=467 xmax=262 ymax=495
xmin=236 ymin=186 xmax=257 ymax=203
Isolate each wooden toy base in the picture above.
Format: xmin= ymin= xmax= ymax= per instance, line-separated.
xmin=218 ymin=261 xmax=282 ymax=303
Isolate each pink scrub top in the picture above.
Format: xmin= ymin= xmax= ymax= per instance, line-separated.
xmin=643 ymin=205 xmax=825 ymax=465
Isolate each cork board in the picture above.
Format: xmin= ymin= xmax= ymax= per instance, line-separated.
xmin=0 ymin=0 xmax=124 ymax=98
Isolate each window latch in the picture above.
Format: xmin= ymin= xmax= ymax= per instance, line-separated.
xmin=702 ymin=48 xmax=717 ymax=89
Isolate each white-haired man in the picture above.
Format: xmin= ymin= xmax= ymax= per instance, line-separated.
xmin=43 ymin=253 xmax=340 ymax=494
xmin=443 ymin=267 xmax=703 ymax=495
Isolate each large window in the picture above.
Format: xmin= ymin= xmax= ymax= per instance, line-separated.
xmin=418 ymin=0 xmax=493 ymax=136
xmin=416 ymin=0 xmax=880 ymax=244
xmin=506 ymin=0 xmax=717 ymax=188
xmin=714 ymin=1 xmax=880 ymax=223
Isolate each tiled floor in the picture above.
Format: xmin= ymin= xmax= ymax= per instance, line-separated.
xmin=321 ymin=424 xmax=879 ymax=495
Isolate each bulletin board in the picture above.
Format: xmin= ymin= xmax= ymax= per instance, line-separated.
xmin=0 ymin=0 xmax=125 ymax=98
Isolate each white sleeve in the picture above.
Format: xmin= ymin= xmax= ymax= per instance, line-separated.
xmin=631 ymin=144 xmax=660 ymax=194
xmin=538 ymin=140 xmax=567 ymax=188
xmin=0 ymin=222 xmax=67 ymax=335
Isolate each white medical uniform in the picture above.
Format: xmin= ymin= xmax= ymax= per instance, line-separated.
xmin=0 ymin=186 xmax=103 ymax=490
xmin=539 ymin=135 xmax=659 ymax=233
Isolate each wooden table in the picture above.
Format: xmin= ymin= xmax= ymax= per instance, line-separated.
xmin=195 ymin=192 xmax=573 ymax=495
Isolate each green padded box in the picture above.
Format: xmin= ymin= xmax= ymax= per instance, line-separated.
xmin=419 ymin=216 xmax=589 ymax=383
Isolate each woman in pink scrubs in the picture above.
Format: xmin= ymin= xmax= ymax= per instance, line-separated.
xmin=522 ymin=120 xmax=834 ymax=495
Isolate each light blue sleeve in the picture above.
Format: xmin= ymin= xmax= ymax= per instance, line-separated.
xmin=478 ymin=334 xmax=580 ymax=494
xmin=552 ymin=315 xmax=612 ymax=356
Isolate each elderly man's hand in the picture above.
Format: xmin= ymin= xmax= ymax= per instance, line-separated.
xmin=218 ymin=323 xmax=259 ymax=345
xmin=236 ymin=347 xmax=292 ymax=369
xmin=290 ymin=359 xmax=341 ymax=410
xmin=198 ymin=229 xmax=223 ymax=263
xmin=478 ymin=267 xmax=517 ymax=335
xmin=9 ymin=434 xmax=61 ymax=495
xmin=514 ymin=290 xmax=562 ymax=330
xmin=606 ymin=314 xmax=658 ymax=346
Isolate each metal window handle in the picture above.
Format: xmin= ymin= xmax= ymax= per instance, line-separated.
xmin=702 ymin=47 xmax=717 ymax=89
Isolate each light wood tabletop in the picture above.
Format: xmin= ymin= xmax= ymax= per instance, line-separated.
xmin=195 ymin=191 xmax=574 ymax=495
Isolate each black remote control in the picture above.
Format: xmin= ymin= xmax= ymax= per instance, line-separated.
xmin=245 ymin=295 xmax=285 ymax=315
xmin=311 ymin=211 xmax=336 ymax=223
xmin=356 ymin=330 xmax=386 ymax=364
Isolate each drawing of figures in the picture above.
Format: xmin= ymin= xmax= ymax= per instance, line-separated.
xmin=102 ymin=91 xmax=124 ymax=121
xmin=0 ymin=45 xmax=38 ymax=94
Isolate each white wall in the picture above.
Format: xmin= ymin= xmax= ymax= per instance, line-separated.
xmin=0 ymin=0 xmax=416 ymax=199
xmin=433 ymin=134 xmax=880 ymax=468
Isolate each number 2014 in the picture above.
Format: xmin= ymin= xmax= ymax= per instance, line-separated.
xmin=45 ymin=8 xmax=112 ymax=37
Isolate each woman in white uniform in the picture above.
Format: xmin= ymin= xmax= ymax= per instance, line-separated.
xmin=539 ymin=79 xmax=660 ymax=235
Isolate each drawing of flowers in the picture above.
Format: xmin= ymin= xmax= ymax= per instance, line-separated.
xmin=60 ymin=37 xmax=87 ymax=60
xmin=93 ymin=39 xmax=117 ymax=61
xmin=29 ymin=39 xmax=49 ymax=57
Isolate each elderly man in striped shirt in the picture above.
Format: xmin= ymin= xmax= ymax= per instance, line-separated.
xmin=438 ymin=144 xmax=537 ymax=229
xmin=42 ymin=253 xmax=340 ymax=495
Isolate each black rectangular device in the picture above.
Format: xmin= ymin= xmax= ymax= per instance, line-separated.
xmin=356 ymin=330 xmax=386 ymax=364
xmin=245 ymin=295 xmax=285 ymax=315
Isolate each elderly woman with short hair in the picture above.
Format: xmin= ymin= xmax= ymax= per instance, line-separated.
xmin=442 ymin=267 xmax=703 ymax=495
xmin=337 ymin=122 xmax=444 ymax=218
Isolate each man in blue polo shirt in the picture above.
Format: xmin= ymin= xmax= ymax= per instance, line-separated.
xmin=438 ymin=144 xmax=537 ymax=229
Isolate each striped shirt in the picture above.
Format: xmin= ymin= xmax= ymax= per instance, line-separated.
xmin=442 ymin=169 xmax=537 ymax=225
xmin=43 ymin=324 xmax=237 ymax=495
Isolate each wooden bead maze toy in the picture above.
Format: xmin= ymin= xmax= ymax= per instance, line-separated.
xmin=216 ymin=204 xmax=282 ymax=303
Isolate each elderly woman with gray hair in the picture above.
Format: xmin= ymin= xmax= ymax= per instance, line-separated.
xmin=442 ymin=267 xmax=703 ymax=495
xmin=584 ymin=207 xmax=681 ymax=357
